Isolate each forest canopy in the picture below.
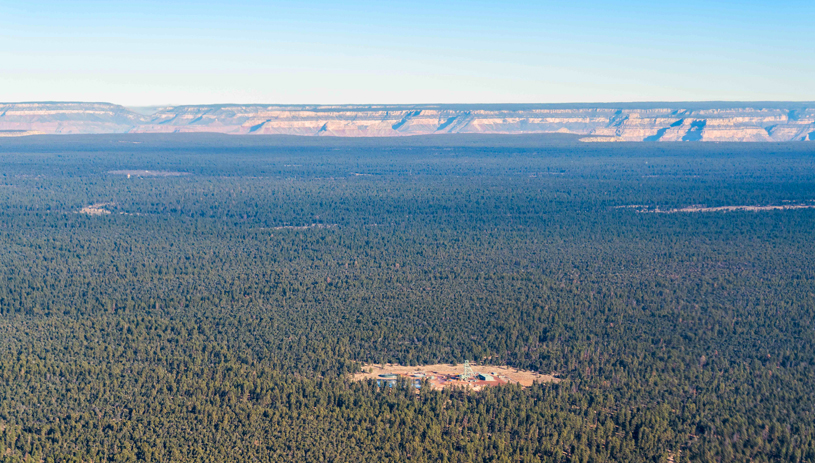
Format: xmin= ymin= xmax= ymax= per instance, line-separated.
xmin=0 ymin=134 xmax=813 ymax=462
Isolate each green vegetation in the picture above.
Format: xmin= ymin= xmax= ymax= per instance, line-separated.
xmin=0 ymin=134 xmax=813 ymax=462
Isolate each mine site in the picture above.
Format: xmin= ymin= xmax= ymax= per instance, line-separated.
xmin=353 ymin=362 xmax=560 ymax=391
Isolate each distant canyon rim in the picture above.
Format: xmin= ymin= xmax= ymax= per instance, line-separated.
xmin=1 ymin=102 xmax=814 ymax=142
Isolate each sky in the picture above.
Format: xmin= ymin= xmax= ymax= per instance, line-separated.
xmin=0 ymin=0 xmax=813 ymax=106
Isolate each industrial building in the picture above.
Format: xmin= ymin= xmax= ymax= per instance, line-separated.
xmin=375 ymin=365 xmax=507 ymax=391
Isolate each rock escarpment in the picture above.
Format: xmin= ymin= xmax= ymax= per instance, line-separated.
xmin=1 ymin=102 xmax=814 ymax=141
xmin=0 ymin=102 xmax=144 ymax=134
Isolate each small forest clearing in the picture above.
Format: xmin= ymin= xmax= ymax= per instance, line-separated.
xmin=353 ymin=363 xmax=559 ymax=390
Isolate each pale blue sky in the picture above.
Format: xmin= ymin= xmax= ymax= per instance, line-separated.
xmin=0 ymin=0 xmax=813 ymax=106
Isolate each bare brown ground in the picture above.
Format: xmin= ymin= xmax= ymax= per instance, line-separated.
xmin=352 ymin=363 xmax=559 ymax=389
xmin=272 ymin=223 xmax=337 ymax=230
xmin=78 ymin=203 xmax=113 ymax=215
xmin=108 ymin=170 xmax=189 ymax=177
xmin=618 ymin=203 xmax=815 ymax=213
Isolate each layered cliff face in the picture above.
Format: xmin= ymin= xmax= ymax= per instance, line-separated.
xmin=0 ymin=102 xmax=145 ymax=134
xmin=2 ymin=102 xmax=814 ymax=141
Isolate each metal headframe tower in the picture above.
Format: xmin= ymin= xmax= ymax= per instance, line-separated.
xmin=462 ymin=360 xmax=475 ymax=380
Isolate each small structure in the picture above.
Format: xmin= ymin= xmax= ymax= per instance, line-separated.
xmin=375 ymin=373 xmax=424 ymax=389
xmin=377 ymin=373 xmax=398 ymax=388
xmin=478 ymin=373 xmax=495 ymax=382
xmin=461 ymin=360 xmax=475 ymax=381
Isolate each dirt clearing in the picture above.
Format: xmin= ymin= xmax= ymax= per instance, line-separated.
xmin=618 ymin=203 xmax=815 ymax=213
xmin=353 ymin=363 xmax=559 ymax=390
xmin=78 ymin=203 xmax=113 ymax=215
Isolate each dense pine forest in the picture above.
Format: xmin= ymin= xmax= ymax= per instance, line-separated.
xmin=0 ymin=134 xmax=814 ymax=462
